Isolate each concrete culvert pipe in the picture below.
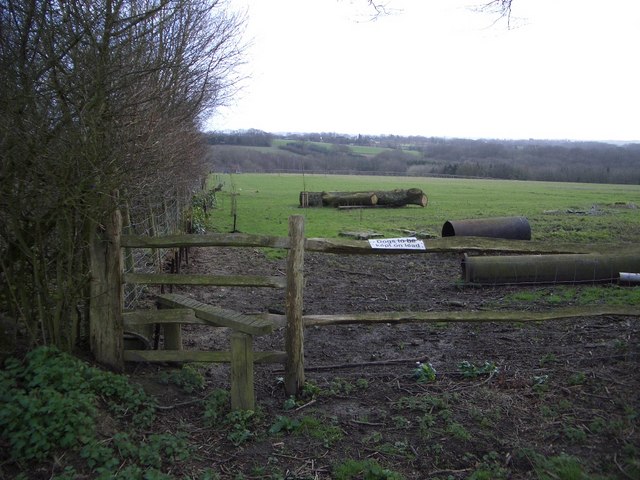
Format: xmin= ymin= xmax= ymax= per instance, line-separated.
xmin=462 ymin=253 xmax=640 ymax=285
xmin=442 ymin=216 xmax=531 ymax=240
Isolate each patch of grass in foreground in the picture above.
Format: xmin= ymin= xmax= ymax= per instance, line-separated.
xmin=502 ymin=285 xmax=640 ymax=307
xmin=333 ymin=458 xmax=404 ymax=480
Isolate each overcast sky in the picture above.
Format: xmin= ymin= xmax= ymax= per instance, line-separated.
xmin=206 ymin=0 xmax=639 ymax=142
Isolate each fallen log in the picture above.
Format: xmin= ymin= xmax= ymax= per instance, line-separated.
xmin=375 ymin=188 xmax=427 ymax=207
xmin=321 ymin=191 xmax=378 ymax=207
xmin=299 ymin=189 xmax=427 ymax=208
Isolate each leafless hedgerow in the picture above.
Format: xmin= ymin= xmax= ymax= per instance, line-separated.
xmin=0 ymin=0 xmax=246 ymax=351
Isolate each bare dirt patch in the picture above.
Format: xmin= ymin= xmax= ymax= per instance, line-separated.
xmin=130 ymin=246 xmax=639 ymax=479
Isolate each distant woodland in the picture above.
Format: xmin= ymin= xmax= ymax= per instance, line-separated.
xmin=205 ymin=130 xmax=640 ymax=184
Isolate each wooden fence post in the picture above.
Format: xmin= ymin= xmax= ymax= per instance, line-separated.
xmin=285 ymin=215 xmax=305 ymax=396
xmin=89 ymin=209 xmax=124 ymax=371
xmin=230 ymin=332 xmax=255 ymax=410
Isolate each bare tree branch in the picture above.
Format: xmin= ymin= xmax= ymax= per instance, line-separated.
xmin=477 ymin=0 xmax=514 ymax=28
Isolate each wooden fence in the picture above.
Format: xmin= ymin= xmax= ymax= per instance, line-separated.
xmin=89 ymin=213 xmax=639 ymax=410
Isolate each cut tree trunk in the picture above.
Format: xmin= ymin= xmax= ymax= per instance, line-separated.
xmin=375 ymin=188 xmax=427 ymax=207
xmin=299 ymin=189 xmax=427 ymax=208
xmin=321 ymin=192 xmax=378 ymax=207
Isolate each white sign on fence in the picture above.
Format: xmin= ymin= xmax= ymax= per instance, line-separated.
xmin=368 ymin=237 xmax=426 ymax=250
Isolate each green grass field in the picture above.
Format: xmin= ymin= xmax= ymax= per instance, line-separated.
xmin=207 ymin=173 xmax=640 ymax=243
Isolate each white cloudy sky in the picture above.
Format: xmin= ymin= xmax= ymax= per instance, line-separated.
xmin=206 ymin=0 xmax=639 ymax=141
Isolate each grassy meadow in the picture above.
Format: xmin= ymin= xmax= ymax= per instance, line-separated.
xmin=207 ymin=173 xmax=640 ymax=244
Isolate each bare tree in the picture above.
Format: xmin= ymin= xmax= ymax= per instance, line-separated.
xmin=476 ymin=0 xmax=514 ymax=26
xmin=365 ymin=0 xmax=514 ymax=25
xmin=0 ymin=0 xmax=246 ymax=351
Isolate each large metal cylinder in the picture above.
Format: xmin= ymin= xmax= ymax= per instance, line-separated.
xmin=463 ymin=253 xmax=640 ymax=285
xmin=442 ymin=216 xmax=531 ymax=240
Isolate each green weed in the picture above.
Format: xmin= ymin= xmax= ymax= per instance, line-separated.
xmin=327 ymin=377 xmax=356 ymax=395
xmin=539 ymin=353 xmax=558 ymax=366
xmin=296 ymin=415 xmax=343 ymax=447
xmin=225 ymin=410 xmax=256 ymax=446
xmin=395 ymin=394 xmax=450 ymax=412
xmin=0 ymin=347 xmax=156 ymax=464
xmin=301 ymin=381 xmax=322 ymax=399
xmin=417 ymin=413 xmax=436 ymax=439
xmin=446 ymin=421 xmax=471 ymax=441
xmin=203 ymin=389 xmax=230 ymax=426
xmin=268 ymin=415 xmax=301 ymax=434
xmin=333 ymin=458 xmax=404 ymax=480
xmin=377 ymin=440 xmax=415 ymax=460
xmin=0 ymin=347 xmax=203 ymax=479
xmin=468 ymin=451 xmax=510 ymax=480
xmin=458 ymin=360 xmax=498 ymax=378
xmin=412 ymin=362 xmax=437 ymax=383
xmin=159 ymin=364 xmax=205 ymax=393
xmin=356 ymin=378 xmax=370 ymax=390
xmin=267 ymin=412 xmax=342 ymax=447
xmin=532 ymin=374 xmax=550 ymax=393
xmin=361 ymin=431 xmax=383 ymax=445
xmin=392 ymin=415 xmax=411 ymax=429
xmin=330 ymin=377 xmax=355 ymax=395
xmin=282 ymin=395 xmax=298 ymax=410
xmin=567 ymin=372 xmax=587 ymax=386
xmin=533 ymin=453 xmax=590 ymax=480
xmin=563 ymin=424 xmax=587 ymax=444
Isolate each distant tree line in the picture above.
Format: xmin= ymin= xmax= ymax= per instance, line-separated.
xmin=207 ymin=129 xmax=273 ymax=147
xmin=205 ymin=131 xmax=640 ymax=185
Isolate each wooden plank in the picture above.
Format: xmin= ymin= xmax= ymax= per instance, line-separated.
xmin=304 ymin=237 xmax=640 ymax=255
xmin=124 ymin=308 xmax=199 ymax=326
xmin=123 ymin=349 xmax=287 ymax=363
xmin=156 ymin=293 xmax=273 ymax=335
xmin=123 ymin=273 xmax=286 ymax=288
xmin=121 ymin=232 xmax=289 ymax=249
xmin=285 ymin=215 xmax=305 ymax=397
xmin=231 ymin=332 xmax=254 ymax=411
xmin=301 ymin=306 xmax=639 ymax=327
xmin=122 ymin=232 xmax=639 ymax=256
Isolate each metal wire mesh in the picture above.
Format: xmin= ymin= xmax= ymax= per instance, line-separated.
xmin=122 ymin=185 xmax=199 ymax=309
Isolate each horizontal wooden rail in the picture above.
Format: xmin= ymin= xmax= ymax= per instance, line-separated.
xmin=121 ymin=232 xmax=289 ymax=249
xmin=123 ymin=349 xmax=286 ymax=364
xmin=124 ymin=273 xmax=286 ymax=288
xmin=263 ymin=306 xmax=638 ymax=329
xmin=305 ymin=237 xmax=640 ymax=255
xmin=121 ymin=232 xmax=638 ymax=255
xmin=299 ymin=305 xmax=639 ymax=327
xmin=124 ymin=308 xmax=199 ymax=326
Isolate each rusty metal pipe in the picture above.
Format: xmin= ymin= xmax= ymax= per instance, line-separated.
xmin=442 ymin=216 xmax=531 ymax=240
xmin=463 ymin=253 xmax=640 ymax=285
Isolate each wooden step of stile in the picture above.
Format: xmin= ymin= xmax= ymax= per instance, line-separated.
xmin=156 ymin=293 xmax=273 ymax=336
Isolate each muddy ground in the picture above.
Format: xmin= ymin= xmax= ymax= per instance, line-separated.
xmin=129 ymin=246 xmax=639 ymax=479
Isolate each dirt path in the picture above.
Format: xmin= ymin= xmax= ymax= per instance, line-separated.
xmin=132 ymin=246 xmax=639 ymax=479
